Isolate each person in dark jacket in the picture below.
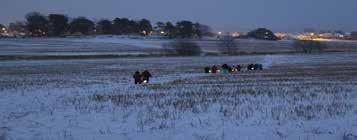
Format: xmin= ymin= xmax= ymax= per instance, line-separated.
xmin=222 ymin=64 xmax=229 ymax=70
xmin=133 ymin=71 xmax=142 ymax=84
xmin=211 ymin=65 xmax=219 ymax=73
xmin=141 ymin=70 xmax=152 ymax=83
xmin=248 ymin=64 xmax=255 ymax=71
xmin=221 ymin=64 xmax=230 ymax=73
xmin=254 ymin=64 xmax=260 ymax=70
xmin=228 ymin=65 xmax=234 ymax=73
xmin=204 ymin=66 xmax=211 ymax=73
xmin=236 ymin=65 xmax=241 ymax=71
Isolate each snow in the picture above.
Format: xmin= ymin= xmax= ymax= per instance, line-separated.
xmin=71 ymin=36 xmax=170 ymax=49
xmin=1 ymin=37 xmax=357 ymax=57
xmin=1 ymin=52 xmax=357 ymax=140
xmin=1 ymin=37 xmax=357 ymax=139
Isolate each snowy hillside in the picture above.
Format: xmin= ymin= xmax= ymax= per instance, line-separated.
xmin=0 ymin=53 xmax=356 ymax=140
xmin=1 ymin=37 xmax=357 ymax=58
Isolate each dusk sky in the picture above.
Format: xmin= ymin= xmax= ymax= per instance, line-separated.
xmin=1 ymin=0 xmax=356 ymax=32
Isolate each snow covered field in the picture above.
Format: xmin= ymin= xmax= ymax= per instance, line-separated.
xmin=0 ymin=52 xmax=357 ymax=140
xmin=1 ymin=37 xmax=357 ymax=58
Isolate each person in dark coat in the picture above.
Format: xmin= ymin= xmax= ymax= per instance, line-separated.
xmin=141 ymin=70 xmax=152 ymax=83
xmin=236 ymin=65 xmax=241 ymax=71
xmin=222 ymin=64 xmax=229 ymax=70
xmin=133 ymin=71 xmax=142 ymax=84
xmin=254 ymin=64 xmax=260 ymax=70
xmin=211 ymin=65 xmax=218 ymax=73
xmin=204 ymin=66 xmax=211 ymax=73
xmin=228 ymin=65 xmax=234 ymax=73
xmin=221 ymin=64 xmax=229 ymax=73
xmin=248 ymin=64 xmax=255 ymax=71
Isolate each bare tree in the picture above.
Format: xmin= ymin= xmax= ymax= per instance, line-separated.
xmin=219 ymin=35 xmax=239 ymax=55
xmin=164 ymin=39 xmax=202 ymax=56
xmin=293 ymin=39 xmax=327 ymax=53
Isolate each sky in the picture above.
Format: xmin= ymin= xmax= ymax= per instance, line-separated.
xmin=1 ymin=0 xmax=356 ymax=32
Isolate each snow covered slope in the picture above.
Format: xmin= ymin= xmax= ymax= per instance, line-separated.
xmin=0 ymin=53 xmax=356 ymax=140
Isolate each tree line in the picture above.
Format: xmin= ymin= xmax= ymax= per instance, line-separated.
xmin=5 ymin=12 xmax=212 ymax=38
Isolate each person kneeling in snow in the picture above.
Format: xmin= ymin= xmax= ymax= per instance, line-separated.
xmin=236 ymin=65 xmax=241 ymax=71
xmin=133 ymin=71 xmax=142 ymax=84
xmin=141 ymin=70 xmax=152 ymax=84
xmin=212 ymin=65 xmax=219 ymax=73
xmin=204 ymin=66 xmax=211 ymax=73
xmin=247 ymin=64 xmax=255 ymax=71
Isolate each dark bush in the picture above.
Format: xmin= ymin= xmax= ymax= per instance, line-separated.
xmin=293 ymin=40 xmax=327 ymax=53
xmin=164 ymin=40 xmax=202 ymax=56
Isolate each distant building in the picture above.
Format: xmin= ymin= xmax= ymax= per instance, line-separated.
xmin=351 ymin=32 xmax=357 ymax=40
xmin=0 ymin=26 xmax=10 ymax=37
xmin=0 ymin=26 xmax=7 ymax=34
xmin=274 ymin=32 xmax=288 ymax=39
xmin=230 ymin=32 xmax=241 ymax=38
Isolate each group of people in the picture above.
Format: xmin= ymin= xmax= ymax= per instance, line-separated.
xmin=132 ymin=63 xmax=264 ymax=84
xmin=133 ymin=70 xmax=152 ymax=84
xmin=204 ymin=63 xmax=263 ymax=73
xmin=247 ymin=64 xmax=263 ymax=71
xmin=204 ymin=64 xmax=242 ymax=74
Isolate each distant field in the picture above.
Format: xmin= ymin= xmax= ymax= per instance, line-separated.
xmin=1 ymin=37 xmax=357 ymax=60
xmin=0 ymin=53 xmax=356 ymax=140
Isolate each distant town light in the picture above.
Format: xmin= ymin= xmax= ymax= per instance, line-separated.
xmin=231 ymin=32 xmax=240 ymax=37
xmin=160 ymin=31 xmax=165 ymax=34
xmin=218 ymin=32 xmax=222 ymax=35
xmin=142 ymin=30 xmax=147 ymax=35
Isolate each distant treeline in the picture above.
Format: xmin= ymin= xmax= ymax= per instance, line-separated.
xmin=4 ymin=12 xmax=213 ymax=38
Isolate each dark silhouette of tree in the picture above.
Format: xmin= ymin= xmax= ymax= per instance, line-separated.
xmin=176 ymin=21 xmax=194 ymax=38
xmin=128 ymin=20 xmax=140 ymax=34
xmin=9 ymin=21 xmax=27 ymax=35
xmin=113 ymin=18 xmax=133 ymax=35
xmin=164 ymin=39 xmax=202 ymax=56
xmin=246 ymin=28 xmax=279 ymax=40
xmin=48 ymin=14 xmax=69 ymax=36
xmin=193 ymin=23 xmax=202 ymax=38
xmin=164 ymin=22 xmax=177 ymax=38
xmin=14 ymin=12 xmax=212 ymax=37
xmin=154 ymin=22 xmax=165 ymax=33
xmin=96 ymin=19 xmax=112 ymax=34
xmin=293 ymin=40 xmax=327 ymax=53
xmin=25 ymin=12 xmax=49 ymax=36
xmin=69 ymin=17 xmax=95 ymax=35
xmin=112 ymin=18 xmax=123 ymax=35
xmin=138 ymin=19 xmax=152 ymax=35
xmin=196 ymin=24 xmax=213 ymax=37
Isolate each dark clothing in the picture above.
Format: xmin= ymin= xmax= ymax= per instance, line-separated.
xmin=204 ymin=67 xmax=211 ymax=73
xmin=254 ymin=64 xmax=260 ymax=70
xmin=228 ymin=66 xmax=234 ymax=73
xmin=253 ymin=64 xmax=263 ymax=70
xmin=236 ymin=65 xmax=241 ymax=71
xmin=222 ymin=64 xmax=229 ymax=70
xmin=248 ymin=64 xmax=254 ymax=71
xmin=142 ymin=70 xmax=152 ymax=83
xmin=211 ymin=66 xmax=218 ymax=73
xmin=133 ymin=71 xmax=142 ymax=84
